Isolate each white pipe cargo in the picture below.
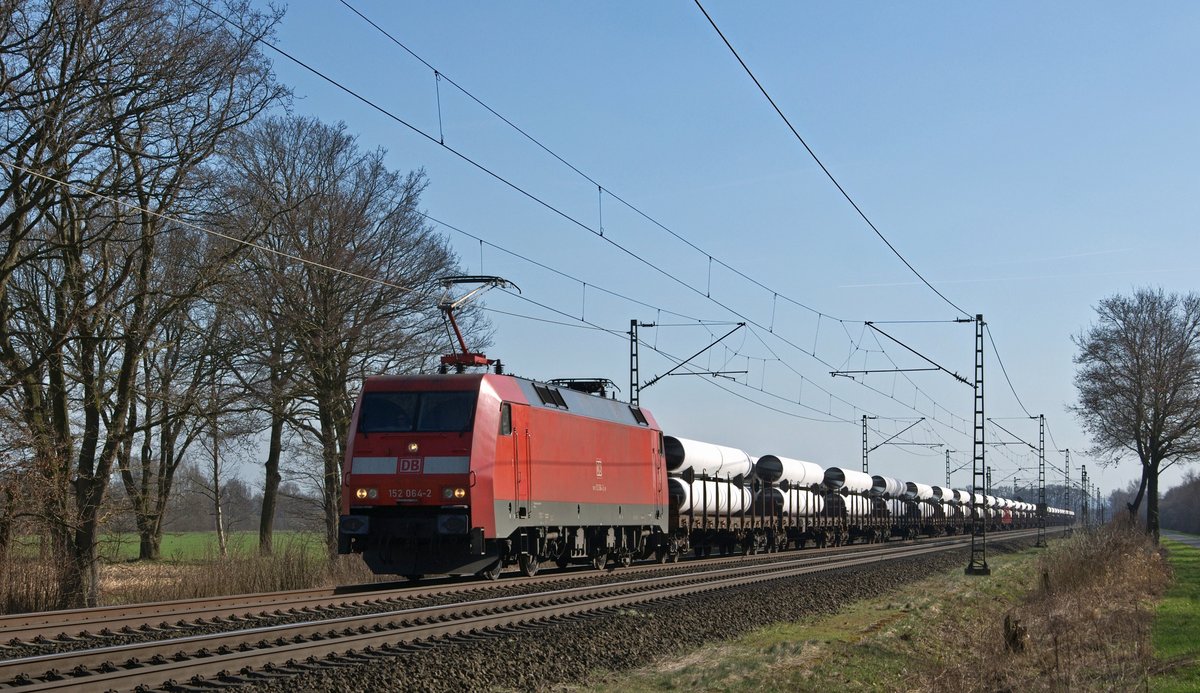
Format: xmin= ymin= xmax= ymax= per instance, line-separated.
xmin=824 ymin=467 xmax=873 ymax=494
xmin=870 ymin=475 xmax=906 ymax=498
xmin=663 ymin=436 xmax=753 ymax=478
xmin=752 ymin=454 xmax=824 ymax=487
xmin=668 ymin=477 xmax=752 ymax=515
xmin=903 ymin=481 xmax=935 ymax=501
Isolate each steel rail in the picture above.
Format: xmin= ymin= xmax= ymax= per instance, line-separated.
xmin=0 ymin=529 xmax=994 ymax=644
xmin=0 ymin=529 xmax=1053 ymax=691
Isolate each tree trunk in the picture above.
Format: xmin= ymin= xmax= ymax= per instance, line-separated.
xmin=0 ymin=488 xmax=13 ymax=559
xmin=66 ymin=477 xmax=105 ymax=607
xmin=136 ymin=513 xmax=162 ymax=560
xmin=1127 ymin=468 xmax=1148 ymax=520
xmin=1147 ymin=463 xmax=1161 ymax=544
xmin=259 ymin=413 xmax=285 ymax=556
xmin=315 ymin=392 xmax=344 ymax=562
xmin=321 ymin=430 xmax=341 ymax=562
xmin=212 ymin=397 xmax=227 ymax=559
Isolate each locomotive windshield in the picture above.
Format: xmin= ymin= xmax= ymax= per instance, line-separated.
xmin=358 ymin=391 xmax=477 ymax=433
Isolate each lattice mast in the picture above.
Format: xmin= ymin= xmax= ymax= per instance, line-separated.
xmin=1036 ymin=414 xmax=1047 ymax=548
xmin=966 ymin=314 xmax=990 ymax=575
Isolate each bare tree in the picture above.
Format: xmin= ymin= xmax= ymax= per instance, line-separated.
xmin=118 ymin=292 xmax=241 ymax=559
xmin=1072 ymin=288 xmax=1200 ymax=542
xmin=222 ymin=116 xmax=483 ymax=558
xmin=0 ymin=0 xmax=285 ymax=605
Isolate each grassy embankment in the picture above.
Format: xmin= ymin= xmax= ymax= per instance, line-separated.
xmin=576 ymin=524 xmax=1170 ymax=692
xmin=1151 ymin=536 xmax=1200 ymax=691
xmin=0 ymin=531 xmax=376 ymax=614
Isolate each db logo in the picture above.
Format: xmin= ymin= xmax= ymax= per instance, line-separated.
xmin=397 ymin=458 xmax=423 ymax=474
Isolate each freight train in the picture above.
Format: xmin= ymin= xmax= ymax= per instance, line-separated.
xmin=337 ymin=373 xmax=1073 ymax=579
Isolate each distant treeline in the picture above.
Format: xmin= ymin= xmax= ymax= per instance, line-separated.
xmin=106 ymin=468 xmax=323 ymax=535
xmin=1160 ymin=472 xmax=1200 ymax=534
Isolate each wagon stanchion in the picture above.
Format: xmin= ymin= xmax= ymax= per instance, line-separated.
xmin=724 ymin=472 xmax=732 ymax=555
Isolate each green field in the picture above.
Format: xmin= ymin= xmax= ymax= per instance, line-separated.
xmin=97 ymin=531 xmax=325 ymax=562
xmin=1152 ymin=538 xmax=1200 ymax=691
xmin=9 ymin=531 xmax=325 ymax=563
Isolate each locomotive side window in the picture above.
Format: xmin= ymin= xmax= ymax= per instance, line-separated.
xmin=499 ymin=402 xmax=512 ymax=435
xmin=359 ymin=391 xmax=477 ymax=433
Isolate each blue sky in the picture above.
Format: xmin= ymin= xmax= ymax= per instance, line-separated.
xmin=261 ymin=2 xmax=1200 ymax=500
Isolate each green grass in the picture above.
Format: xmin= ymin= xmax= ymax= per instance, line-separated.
xmin=8 ymin=531 xmax=325 ymax=563
xmin=97 ymin=531 xmax=324 ymax=562
xmin=1151 ymin=539 xmax=1200 ymax=691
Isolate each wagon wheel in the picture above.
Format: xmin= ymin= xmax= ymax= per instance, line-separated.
xmin=618 ymin=551 xmax=633 ymax=569
xmin=655 ymin=547 xmax=669 ymax=564
xmin=404 ymin=574 xmax=424 ymax=583
xmin=519 ymin=554 xmax=540 ymax=578
xmin=670 ymin=550 xmax=681 ymax=563
xmin=477 ymin=559 xmax=503 ymax=581
xmin=592 ymin=552 xmax=608 ymax=571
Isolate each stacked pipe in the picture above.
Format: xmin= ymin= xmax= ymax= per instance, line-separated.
xmin=752 ymin=454 xmax=824 ymax=517
xmin=664 ymin=436 xmax=753 ymax=518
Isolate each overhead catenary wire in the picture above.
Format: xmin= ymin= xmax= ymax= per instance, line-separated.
xmin=6 ymin=153 xmax=823 ymax=431
xmin=336 ymin=0 xmax=845 ymax=326
xmin=329 ymin=0 xmax=1003 ymax=433
xmin=0 ymin=160 xmax=434 ymax=301
xmin=691 ymin=0 xmax=970 ymax=319
xmin=986 ymin=324 xmax=1034 ymax=418
xmin=197 ymin=0 xmax=1065 ymax=458
xmin=331 ymin=0 xmax=993 ymax=437
xmin=219 ymin=0 xmax=977 ymax=436
xmin=7 ymin=61 xmax=1076 ymax=473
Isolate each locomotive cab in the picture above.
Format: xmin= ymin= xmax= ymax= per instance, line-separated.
xmin=339 ymin=376 xmax=491 ymax=576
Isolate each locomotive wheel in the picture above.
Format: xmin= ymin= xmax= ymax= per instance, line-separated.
xmin=519 ymin=554 xmax=540 ymax=578
xmin=592 ymin=552 xmax=608 ymax=571
xmin=478 ymin=559 xmax=503 ymax=581
xmin=619 ymin=551 xmax=632 ymax=569
xmin=555 ymin=553 xmax=571 ymax=569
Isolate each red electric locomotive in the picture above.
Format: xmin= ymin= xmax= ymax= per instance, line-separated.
xmin=337 ymin=373 xmax=669 ymax=579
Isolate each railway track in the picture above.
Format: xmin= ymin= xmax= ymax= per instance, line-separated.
xmin=0 ymin=528 xmax=1051 ymax=691
xmin=0 ymin=530 xmax=991 ymax=646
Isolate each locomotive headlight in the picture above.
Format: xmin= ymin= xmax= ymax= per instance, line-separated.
xmin=368 ymin=488 xmax=378 ymax=499
xmin=453 ymin=487 xmax=467 ymax=499
xmin=408 ymin=442 xmax=419 ymax=453
xmin=355 ymin=488 xmax=368 ymax=500
xmin=442 ymin=486 xmax=467 ymax=500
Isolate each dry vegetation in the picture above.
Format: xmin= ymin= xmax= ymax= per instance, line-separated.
xmin=936 ymin=521 xmax=1171 ymax=691
xmin=0 ymin=539 xmax=377 ymax=613
xmin=584 ymin=524 xmax=1171 ymax=692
